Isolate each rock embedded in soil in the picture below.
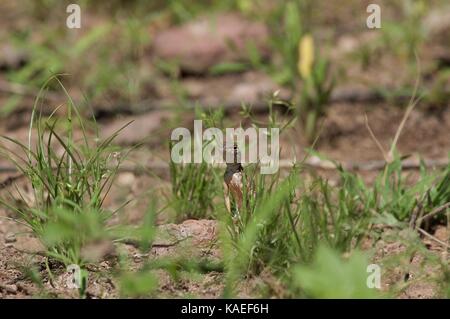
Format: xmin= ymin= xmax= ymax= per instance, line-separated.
xmin=4 ymin=233 xmax=16 ymax=244
xmin=0 ymin=44 xmax=27 ymax=70
xmin=433 ymin=226 xmax=448 ymax=243
xmin=180 ymin=71 xmax=289 ymax=108
xmin=0 ymin=283 xmax=17 ymax=294
xmin=400 ymin=281 xmax=438 ymax=299
xmin=117 ymin=172 xmax=136 ymax=187
xmin=140 ymin=219 xmax=221 ymax=261
xmin=80 ymin=240 xmax=116 ymax=263
xmin=13 ymin=236 xmax=45 ymax=254
xmin=424 ymin=7 xmax=450 ymax=41
xmin=159 ymin=219 xmax=218 ymax=245
xmin=152 ymin=13 xmax=270 ymax=74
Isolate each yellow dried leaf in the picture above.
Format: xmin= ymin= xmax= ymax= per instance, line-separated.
xmin=298 ymin=34 xmax=315 ymax=79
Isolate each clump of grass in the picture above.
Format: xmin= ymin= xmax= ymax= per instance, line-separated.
xmin=0 ymin=77 xmax=130 ymax=265
xmin=370 ymin=155 xmax=436 ymax=222
xmin=221 ymin=162 xmax=376 ymax=297
xmin=169 ymin=151 xmax=219 ymax=222
xmin=168 ymin=109 xmax=224 ymax=222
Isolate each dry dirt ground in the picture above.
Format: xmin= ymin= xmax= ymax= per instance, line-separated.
xmin=0 ymin=3 xmax=450 ymax=298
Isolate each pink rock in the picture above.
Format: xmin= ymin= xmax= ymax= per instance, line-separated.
xmin=101 ymin=111 xmax=171 ymax=145
xmin=152 ymin=13 xmax=270 ymax=73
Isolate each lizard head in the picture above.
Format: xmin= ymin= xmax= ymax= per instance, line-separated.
xmin=222 ymin=143 xmax=241 ymax=167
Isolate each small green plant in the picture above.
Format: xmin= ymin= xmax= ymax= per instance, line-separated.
xmin=426 ymin=69 xmax=450 ymax=111
xmin=300 ymin=58 xmax=334 ymax=142
xmin=381 ymin=0 xmax=427 ymax=60
xmin=266 ymin=0 xmax=310 ymax=88
xmin=366 ymin=155 xmax=436 ymax=222
xmin=297 ymin=34 xmax=335 ymax=143
xmin=116 ymin=202 xmax=159 ymax=298
xmin=292 ymin=244 xmax=381 ymax=298
xmin=432 ymin=161 xmax=450 ymax=206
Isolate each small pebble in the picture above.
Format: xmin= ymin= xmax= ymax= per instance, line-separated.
xmin=118 ymin=172 xmax=135 ymax=187
xmin=0 ymin=284 xmax=18 ymax=294
xmin=5 ymin=233 xmax=16 ymax=243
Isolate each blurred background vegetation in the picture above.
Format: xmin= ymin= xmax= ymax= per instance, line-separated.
xmin=1 ymin=0 xmax=449 ymax=122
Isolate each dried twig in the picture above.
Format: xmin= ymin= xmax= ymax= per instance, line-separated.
xmin=114 ymin=237 xmax=188 ymax=248
xmin=409 ymin=196 xmax=425 ymax=229
xmin=0 ymin=157 xmax=448 ymax=189
xmin=364 ymin=113 xmax=389 ymax=163
xmin=417 ymin=228 xmax=450 ymax=250
xmin=417 ymin=202 xmax=450 ymax=225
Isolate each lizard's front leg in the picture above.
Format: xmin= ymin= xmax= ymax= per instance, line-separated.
xmin=223 ymin=181 xmax=231 ymax=214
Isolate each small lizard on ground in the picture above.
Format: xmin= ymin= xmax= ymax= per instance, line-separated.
xmin=223 ymin=144 xmax=244 ymax=216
